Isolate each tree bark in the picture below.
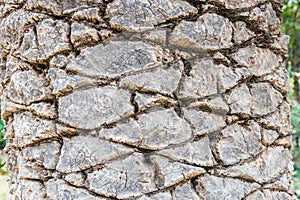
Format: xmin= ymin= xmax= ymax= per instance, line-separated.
xmin=0 ymin=0 xmax=296 ymax=199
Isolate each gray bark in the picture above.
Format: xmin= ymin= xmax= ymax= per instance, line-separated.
xmin=0 ymin=0 xmax=296 ymax=199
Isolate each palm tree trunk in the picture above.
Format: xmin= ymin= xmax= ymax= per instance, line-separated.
xmin=0 ymin=0 xmax=296 ymax=199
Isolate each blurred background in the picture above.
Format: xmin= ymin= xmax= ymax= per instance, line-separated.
xmin=0 ymin=0 xmax=299 ymax=199
xmin=283 ymin=0 xmax=300 ymax=198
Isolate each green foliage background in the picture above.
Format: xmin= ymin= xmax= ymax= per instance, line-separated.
xmin=282 ymin=0 xmax=300 ymax=198
xmin=0 ymin=119 xmax=5 ymax=170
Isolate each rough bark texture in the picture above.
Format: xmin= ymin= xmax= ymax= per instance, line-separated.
xmin=0 ymin=0 xmax=296 ymax=199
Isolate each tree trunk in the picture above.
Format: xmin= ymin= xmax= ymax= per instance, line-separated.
xmin=0 ymin=0 xmax=296 ymax=199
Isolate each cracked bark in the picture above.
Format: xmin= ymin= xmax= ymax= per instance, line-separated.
xmin=0 ymin=0 xmax=296 ymax=199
